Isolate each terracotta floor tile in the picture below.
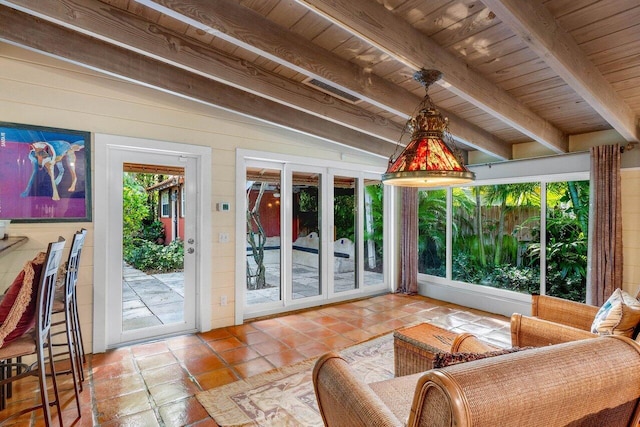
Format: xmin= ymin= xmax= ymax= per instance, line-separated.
xmin=248 ymin=318 xmax=283 ymax=331
xmin=206 ymin=336 xmax=245 ymax=353
xmin=277 ymin=313 xmax=308 ymax=325
xmin=91 ymin=359 xmax=137 ymax=382
xmin=158 ymin=396 xmax=210 ymax=427
xmin=278 ymin=331 xmax=311 ymax=348
xmin=198 ymin=328 xmax=234 ymax=342
xmin=234 ymin=330 xmax=273 ymax=345
xmin=171 ymin=342 xmax=216 ymax=363
xmin=321 ymin=334 xmax=356 ymax=350
xmin=304 ymin=326 xmax=338 ymax=339
xmin=226 ymin=323 xmax=259 ymax=337
xmin=90 ymin=347 xmax=132 ymax=366
xmin=141 ymin=363 xmax=189 ymax=388
xmin=251 ymin=338 xmax=290 ymax=356
xmin=297 ymin=341 xmax=331 ymax=358
xmin=325 ymin=321 xmax=358 ymax=334
xmin=260 ymin=325 xmax=293 ymax=340
xmin=219 ymin=346 xmax=260 ymax=365
xmin=342 ymin=328 xmax=380 ymax=342
xmin=233 ymin=357 xmax=275 ymax=378
xmin=310 ymin=315 xmax=341 ymax=326
xmin=99 ymin=409 xmax=160 ymax=427
xmin=182 ymin=353 xmax=226 ymax=375
xmin=195 ymin=368 xmax=239 ymax=390
xmin=95 ymin=390 xmax=152 ymax=424
xmin=264 ymin=348 xmax=307 ymax=368
xmin=166 ymin=334 xmax=203 ymax=349
xmin=131 ymin=341 xmax=170 ymax=358
xmin=148 ymin=378 xmax=200 ymax=406
xmin=136 ymin=351 xmax=178 ymax=371
xmin=60 ymin=406 xmax=94 ymax=427
xmin=94 ymin=373 xmax=146 ymax=400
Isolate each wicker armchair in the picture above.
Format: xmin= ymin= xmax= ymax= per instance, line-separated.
xmin=511 ymin=294 xmax=598 ymax=347
xmin=313 ymin=336 xmax=640 ymax=427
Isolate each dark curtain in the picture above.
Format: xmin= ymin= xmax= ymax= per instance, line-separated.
xmin=397 ymin=187 xmax=418 ymax=295
xmin=589 ymin=144 xmax=623 ymax=306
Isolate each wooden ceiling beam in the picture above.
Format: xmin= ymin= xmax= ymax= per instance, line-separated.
xmin=481 ymin=0 xmax=639 ymax=142
xmin=131 ymin=0 xmax=512 ymax=160
xmin=0 ymin=0 xmax=403 ymax=145
xmin=0 ymin=6 xmax=392 ymax=157
xmin=295 ymin=0 xmax=569 ymax=153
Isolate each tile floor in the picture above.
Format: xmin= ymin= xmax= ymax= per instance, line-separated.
xmin=2 ymin=293 xmax=511 ymax=426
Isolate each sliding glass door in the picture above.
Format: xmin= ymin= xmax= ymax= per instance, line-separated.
xmin=290 ymin=168 xmax=322 ymax=301
xmin=332 ymin=175 xmax=357 ymax=293
xmin=243 ymin=160 xmax=386 ymax=317
xmin=246 ymin=165 xmax=283 ymax=306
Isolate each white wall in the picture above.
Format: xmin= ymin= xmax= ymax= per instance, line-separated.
xmin=0 ymin=43 xmax=387 ymax=352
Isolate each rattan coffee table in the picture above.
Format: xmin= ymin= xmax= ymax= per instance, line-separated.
xmin=393 ymin=322 xmax=458 ymax=376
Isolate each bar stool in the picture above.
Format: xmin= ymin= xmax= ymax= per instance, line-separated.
xmin=0 ymin=237 xmax=66 ymax=426
xmin=50 ymin=229 xmax=86 ymax=418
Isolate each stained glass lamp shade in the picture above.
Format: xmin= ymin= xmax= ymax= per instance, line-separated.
xmin=382 ymin=70 xmax=475 ymax=187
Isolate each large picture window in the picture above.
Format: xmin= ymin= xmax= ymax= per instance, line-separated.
xmin=419 ymin=179 xmax=590 ymax=302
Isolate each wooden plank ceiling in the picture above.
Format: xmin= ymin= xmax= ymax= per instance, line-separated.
xmin=0 ymin=0 xmax=638 ymax=162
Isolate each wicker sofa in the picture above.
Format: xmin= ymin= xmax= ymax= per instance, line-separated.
xmin=511 ymin=293 xmax=599 ymax=347
xmin=313 ymin=336 xmax=640 ymax=427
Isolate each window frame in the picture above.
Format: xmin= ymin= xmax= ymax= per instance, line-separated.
xmin=160 ymin=190 xmax=170 ymax=218
xmin=416 ymin=152 xmax=591 ymax=316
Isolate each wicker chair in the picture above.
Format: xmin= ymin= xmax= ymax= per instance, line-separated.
xmin=511 ymin=294 xmax=598 ymax=347
xmin=313 ymin=336 xmax=640 ymax=427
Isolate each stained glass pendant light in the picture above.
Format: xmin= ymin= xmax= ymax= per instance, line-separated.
xmin=382 ymin=69 xmax=475 ymax=187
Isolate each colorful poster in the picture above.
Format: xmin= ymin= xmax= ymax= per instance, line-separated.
xmin=0 ymin=122 xmax=91 ymax=222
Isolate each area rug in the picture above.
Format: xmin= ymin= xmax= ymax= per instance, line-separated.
xmin=196 ymin=333 xmax=394 ymax=426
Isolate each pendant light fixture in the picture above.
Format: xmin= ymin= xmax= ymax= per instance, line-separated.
xmin=382 ymin=69 xmax=475 ymax=187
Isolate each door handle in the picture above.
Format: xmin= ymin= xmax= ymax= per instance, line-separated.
xmin=187 ymin=247 xmax=195 ymax=254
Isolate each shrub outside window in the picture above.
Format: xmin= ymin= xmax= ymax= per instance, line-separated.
xmin=418 ymin=180 xmax=589 ymax=303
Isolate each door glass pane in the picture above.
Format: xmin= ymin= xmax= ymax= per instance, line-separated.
xmin=452 ymin=184 xmax=540 ymax=295
xmin=364 ymin=179 xmax=384 ymax=286
xmin=334 ymin=176 xmax=357 ymax=292
xmin=545 ymin=180 xmax=589 ymax=302
xmin=418 ymin=189 xmax=446 ymax=277
xmin=292 ymin=172 xmax=321 ymax=299
xmin=122 ymin=167 xmax=185 ymax=331
xmin=246 ymin=167 xmax=282 ymax=305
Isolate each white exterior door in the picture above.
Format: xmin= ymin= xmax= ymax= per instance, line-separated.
xmin=94 ymin=134 xmax=211 ymax=350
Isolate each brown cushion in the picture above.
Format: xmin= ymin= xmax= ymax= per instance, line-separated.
xmin=433 ymin=347 xmax=531 ymax=368
xmin=370 ymin=372 xmax=423 ymax=423
xmin=0 ymin=252 xmax=45 ymax=347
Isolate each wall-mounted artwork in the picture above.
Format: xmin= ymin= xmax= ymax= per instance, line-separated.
xmin=0 ymin=122 xmax=91 ymax=222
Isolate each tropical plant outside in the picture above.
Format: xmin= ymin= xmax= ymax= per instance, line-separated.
xmin=364 ymin=182 xmax=384 ymax=273
xmin=418 ymin=180 xmax=589 ymax=302
xmin=123 ymin=172 xmax=184 ymax=274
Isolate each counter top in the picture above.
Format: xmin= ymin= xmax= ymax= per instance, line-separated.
xmin=0 ymin=236 xmax=28 ymax=256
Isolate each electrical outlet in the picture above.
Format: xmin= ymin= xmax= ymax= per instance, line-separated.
xmin=219 ymin=232 xmax=230 ymax=243
xmin=220 ymin=295 xmax=228 ymax=306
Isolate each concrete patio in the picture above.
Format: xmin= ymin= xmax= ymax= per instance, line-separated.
xmin=122 ymin=261 xmax=385 ymax=329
